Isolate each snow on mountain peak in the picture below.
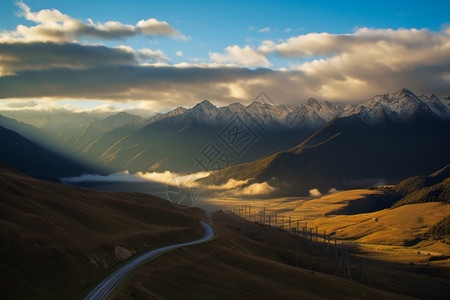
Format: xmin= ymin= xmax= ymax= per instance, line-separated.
xmin=155 ymin=89 xmax=449 ymax=129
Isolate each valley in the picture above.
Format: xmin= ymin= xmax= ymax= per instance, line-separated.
xmin=0 ymin=88 xmax=449 ymax=299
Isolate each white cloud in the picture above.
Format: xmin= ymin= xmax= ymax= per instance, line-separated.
xmin=258 ymin=27 xmax=270 ymax=33
xmin=309 ymin=188 xmax=322 ymax=197
xmin=61 ymin=170 xmax=210 ymax=186
xmin=209 ymin=178 xmax=249 ymax=190
xmin=239 ymin=182 xmax=276 ymax=195
xmin=209 ymin=45 xmax=271 ymax=67
xmin=176 ymin=50 xmax=183 ymax=57
xmin=271 ymin=27 xmax=450 ymax=100
xmin=0 ymin=2 xmax=184 ymax=43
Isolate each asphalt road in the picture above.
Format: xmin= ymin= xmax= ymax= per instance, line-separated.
xmin=84 ymin=221 xmax=215 ymax=300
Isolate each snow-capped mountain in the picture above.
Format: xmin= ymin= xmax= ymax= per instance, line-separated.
xmin=168 ymin=99 xmax=297 ymax=129
xmin=156 ymin=88 xmax=449 ymax=129
xmin=419 ymin=94 xmax=449 ymax=118
xmin=286 ymin=98 xmax=342 ymax=128
xmin=160 ymin=98 xmax=341 ymax=130
xmin=342 ymin=88 xmax=449 ymax=124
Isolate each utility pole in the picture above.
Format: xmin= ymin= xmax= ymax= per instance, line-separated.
xmin=263 ymin=207 xmax=266 ymax=225
xmin=315 ymin=227 xmax=318 ymax=242
xmin=294 ymin=228 xmax=299 ymax=267
xmin=307 ymin=238 xmax=312 ymax=269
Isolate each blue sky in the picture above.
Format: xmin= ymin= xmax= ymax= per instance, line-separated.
xmin=0 ymin=0 xmax=449 ymax=112
xmin=2 ymin=0 xmax=448 ymax=65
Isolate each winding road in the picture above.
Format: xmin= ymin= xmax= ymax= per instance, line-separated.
xmin=84 ymin=221 xmax=215 ymax=300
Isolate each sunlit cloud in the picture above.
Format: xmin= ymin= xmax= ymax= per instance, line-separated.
xmin=240 ymin=182 xmax=276 ymax=195
xmin=61 ymin=170 xmax=210 ymax=186
xmin=1 ymin=2 xmax=450 ymax=110
xmin=209 ymin=45 xmax=272 ymax=67
xmin=309 ymin=188 xmax=322 ymax=197
xmin=0 ymin=2 xmax=184 ymax=43
xmin=208 ymin=178 xmax=249 ymax=190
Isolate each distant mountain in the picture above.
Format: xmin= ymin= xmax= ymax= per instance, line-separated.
xmin=200 ymin=89 xmax=450 ymax=196
xmin=4 ymin=88 xmax=447 ymax=176
xmin=59 ymin=112 xmax=147 ymax=150
xmin=73 ymin=100 xmax=318 ymax=173
xmin=0 ymin=114 xmax=44 ymax=142
xmin=341 ymin=88 xmax=449 ymax=123
xmin=286 ymin=98 xmax=342 ymax=128
xmin=0 ymin=124 xmax=100 ymax=181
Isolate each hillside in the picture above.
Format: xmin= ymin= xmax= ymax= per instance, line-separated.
xmin=111 ymin=211 xmax=414 ymax=300
xmin=390 ymin=164 xmax=450 ymax=197
xmin=0 ymin=125 xmax=100 ymax=181
xmin=387 ymin=164 xmax=450 ymax=208
xmin=201 ymin=110 xmax=450 ymax=196
xmin=0 ymin=163 xmax=205 ymax=299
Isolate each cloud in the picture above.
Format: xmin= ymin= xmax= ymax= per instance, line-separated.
xmin=61 ymin=170 xmax=210 ymax=186
xmin=240 ymin=182 xmax=276 ymax=195
xmin=0 ymin=42 xmax=136 ymax=75
xmin=271 ymin=27 xmax=450 ymax=100
xmin=209 ymin=178 xmax=249 ymax=190
xmin=0 ymin=2 xmax=184 ymax=43
xmin=218 ymin=181 xmax=277 ymax=197
xmin=0 ymin=41 xmax=170 ymax=75
xmin=176 ymin=51 xmax=183 ymax=57
xmin=2 ymin=19 xmax=450 ymax=108
xmin=309 ymin=188 xmax=322 ymax=197
xmin=258 ymin=27 xmax=270 ymax=33
xmin=327 ymin=188 xmax=339 ymax=194
xmin=209 ymin=45 xmax=271 ymax=67
xmin=0 ymin=64 xmax=283 ymax=105
xmin=138 ymin=48 xmax=170 ymax=63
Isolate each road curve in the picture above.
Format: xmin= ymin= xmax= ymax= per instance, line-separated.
xmin=84 ymin=221 xmax=215 ymax=300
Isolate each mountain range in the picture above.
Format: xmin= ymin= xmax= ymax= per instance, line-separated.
xmin=0 ymin=88 xmax=449 ymax=192
xmin=200 ymin=89 xmax=450 ymax=195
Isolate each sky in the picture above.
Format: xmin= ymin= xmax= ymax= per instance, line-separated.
xmin=0 ymin=0 xmax=449 ymax=114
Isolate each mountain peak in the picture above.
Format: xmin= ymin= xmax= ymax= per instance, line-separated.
xmin=170 ymin=106 xmax=187 ymax=114
xmin=104 ymin=111 xmax=140 ymax=122
xmin=198 ymin=99 xmax=215 ymax=108
xmin=306 ymin=98 xmax=320 ymax=106
xmin=399 ymin=88 xmax=414 ymax=95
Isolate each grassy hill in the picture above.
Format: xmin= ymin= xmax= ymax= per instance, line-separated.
xmin=0 ymin=163 xmax=205 ymax=299
xmin=111 ymin=211 xmax=415 ymax=300
xmin=388 ymin=164 xmax=450 ymax=208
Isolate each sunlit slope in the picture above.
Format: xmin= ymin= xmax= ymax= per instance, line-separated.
xmin=306 ymin=202 xmax=450 ymax=245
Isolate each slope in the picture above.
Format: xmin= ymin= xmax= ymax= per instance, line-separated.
xmin=0 ymin=125 xmax=100 ymax=181
xmin=203 ymin=110 xmax=450 ymax=196
xmin=0 ymin=163 xmax=205 ymax=299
